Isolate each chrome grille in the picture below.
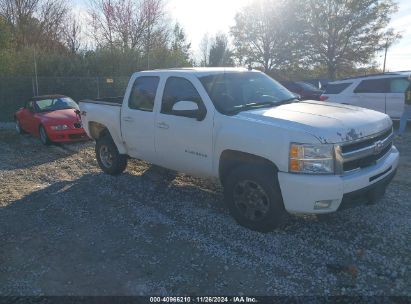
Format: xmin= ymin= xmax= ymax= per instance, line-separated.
xmin=336 ymin=128 xmax=394 ymax=174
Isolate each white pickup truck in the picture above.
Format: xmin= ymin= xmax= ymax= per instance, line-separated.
xmin=79 ymin=68 xmax=399 ymax=232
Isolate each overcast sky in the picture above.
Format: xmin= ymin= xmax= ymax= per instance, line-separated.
xmin=74 ymin=0 xmax=411 ymax=71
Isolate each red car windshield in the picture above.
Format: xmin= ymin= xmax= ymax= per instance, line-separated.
xmin=35 ymin=98 xmax=79 ymax=112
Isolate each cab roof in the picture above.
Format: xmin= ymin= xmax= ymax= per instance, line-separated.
xmin=139 ymin=67 xmax=258 ymax=77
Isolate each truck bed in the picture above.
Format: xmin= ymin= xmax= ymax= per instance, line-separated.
xmin=79 ymin=98 xmax=124 ymax=151
xmin=80 ymin=96 xmax=124 ymax=106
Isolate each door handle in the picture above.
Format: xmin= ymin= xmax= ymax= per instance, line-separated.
xmin=123 ymin=116 xmax=134 ymax=122
xmin=157 ymin=122 xmax=169 ymax=129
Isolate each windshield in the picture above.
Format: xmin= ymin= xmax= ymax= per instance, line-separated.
xmin=35 ymin=97 xmax=79 ymax=112
xmin=199 ymin=72 xmax=297 ymax=115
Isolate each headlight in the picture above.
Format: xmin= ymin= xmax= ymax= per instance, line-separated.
xmin=50 ymin=124 xmax=69 ymax=131
xmin=289 ymin=143 xmax=335 ymax=174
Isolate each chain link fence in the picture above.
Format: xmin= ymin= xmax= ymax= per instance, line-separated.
xmin=0 ymin=76 xmax=130 ymax=121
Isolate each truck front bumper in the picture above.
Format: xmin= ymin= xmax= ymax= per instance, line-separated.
xmin=278 ymin=146 xmax=400 ymax=214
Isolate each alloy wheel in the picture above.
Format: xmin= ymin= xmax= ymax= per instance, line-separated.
xmin=40 ymin=127 xmax=48 ymax=144
xmin=233 ymin=179 xmax=270 ymax=221
xmin=99 ymin=145 xmax=113 ymax=168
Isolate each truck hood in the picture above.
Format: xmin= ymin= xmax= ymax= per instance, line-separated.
xmin=236 ymin=100 xmax=392 ymax=144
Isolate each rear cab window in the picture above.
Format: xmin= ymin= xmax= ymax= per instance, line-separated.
xmin=324 ymin=83 xmax=352 ymax=94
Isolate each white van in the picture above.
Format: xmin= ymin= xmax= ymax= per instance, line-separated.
xmin=320 ymin=72 xmax=411 ymax=119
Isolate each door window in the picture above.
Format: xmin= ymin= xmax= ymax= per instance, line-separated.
xmin=26 ymin=101 xmax=35 ymax=112
xmin=128 ymin=76 xmax=160 ymax=111
xmin=354 ymin=79 xmax=389 ymax=93
xmin=324 ymin=83 xmax=352 ymax=94
xmin=389 ymin=78 xmax=410 ymax=93
xmin=161 ymin=77 xmax=205 ymax=115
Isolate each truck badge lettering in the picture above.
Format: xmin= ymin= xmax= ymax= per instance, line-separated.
xmin=185 ymin=149 xmax=207 ymax=158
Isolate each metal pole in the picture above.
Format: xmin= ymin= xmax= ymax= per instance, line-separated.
xmin=383 ymin=41 xmax=388 ymax=73
xmin=96 ymin=77 xmax=100 ymax=98
xmin=147 ymin=47 xmax=150 ymax=70
xmin=33 ymin=49 xmax=39 ymax=95
xmin=32 ymin=77 xmax=35 ymax=96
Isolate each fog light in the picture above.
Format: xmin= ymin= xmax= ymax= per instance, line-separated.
xmin=314 ymin=200 xmax=332 ymax=210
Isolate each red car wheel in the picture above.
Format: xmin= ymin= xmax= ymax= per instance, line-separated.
xmin=39 ymin=125 xmax=52 ymax=145
xmin=15 ymin=119 xmax=25 ymax=135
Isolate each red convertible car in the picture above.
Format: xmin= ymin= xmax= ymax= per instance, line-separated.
xmin=14 ymin=95 xmax=88 ymax=145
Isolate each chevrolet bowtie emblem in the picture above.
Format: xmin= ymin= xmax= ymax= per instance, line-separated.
xmin=374 ymin=141 xmax=384 ymax=155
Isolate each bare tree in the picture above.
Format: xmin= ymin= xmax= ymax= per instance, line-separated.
xmin=89 ymin=0 xmax=116 ymax=48
xmin=231 ymin=0 xmax=299 ymax=72
xmin=88 ymin=0 xmax=167 ymax=57
xmin=199 ymin=34 xmax=209 ymax=67
xmin=208 ymin=33 xmax=234 ymax=67
xmin=63 ymin=14 xmax=82 ymax=53
xmin=298 ymin=0 xmax=400 ymax=79
xmin=0 ymin=0 xmax=68 ymax=50
xmin=140 ymin=0 xmax=166 ymax=68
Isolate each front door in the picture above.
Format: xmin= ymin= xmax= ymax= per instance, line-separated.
xmin=22 ymin=101 xmax=38 ymax=135
xmin=155 ymin=76 xmax=213 ymax=177
xmin=121 ymin=76 xmax=160 ymax=162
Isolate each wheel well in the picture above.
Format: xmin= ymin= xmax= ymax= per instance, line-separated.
xmin=89 ymin=121 xmax=110 ymax=140
xmin=219 ymin=150 xmax=279 ymax=184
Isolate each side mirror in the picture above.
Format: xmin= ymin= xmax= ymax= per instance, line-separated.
xmin=171 ymin=100 xmax=206 ymax=121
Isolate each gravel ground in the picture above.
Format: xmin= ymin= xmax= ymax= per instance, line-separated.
xmin=0 ymin=126 xmax=410 ymax=296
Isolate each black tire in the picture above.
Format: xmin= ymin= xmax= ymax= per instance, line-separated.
xmin=223 ymin=165 xmax=287 ymax=232
xmin=15 ymin=118 xmax=25 ymax=134
xmin=39 ymin=125 xmax=52 ymax=145
xmin=95 ymin=135 xmax=128 ymax=175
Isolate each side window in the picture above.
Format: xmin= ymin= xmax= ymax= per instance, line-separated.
xmin=128 ymin=76 xmax=159 ymax=111
xmin=286 ymin=83 xmax=299 ymax=91
xmin=324 ymin=83 xmax=352 ymax=94
xmin=26 ymin=101 xmax=35 ymax=112
xmin=354 ymin=79 xmax=389 ymax=93
xmin=389 ymin=78 xmax=410 ymax=93
xmin=161 ymin=77 xmax=204 ymax=115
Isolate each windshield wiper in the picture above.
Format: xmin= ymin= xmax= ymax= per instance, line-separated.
xmin=227 ymin=98 xmax=299 ymax=115
xmin=227 ymin=101 xmax=278 ymax=114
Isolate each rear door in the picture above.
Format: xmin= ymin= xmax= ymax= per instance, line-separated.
xmin=352 ymin=78 xmax=388 ymax=113
xmin=121 ymin=75 xmax=160 ymax=163
xmin=386 ymin=77 xmax=409 ymax=119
